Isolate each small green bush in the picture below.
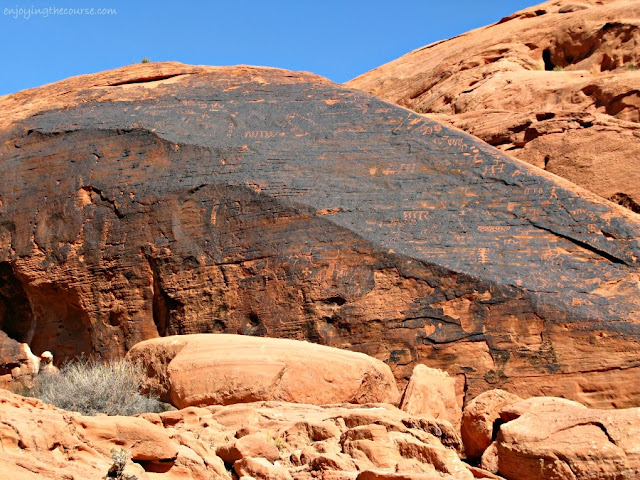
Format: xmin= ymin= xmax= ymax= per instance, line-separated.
xmin=28 ymin=357 xmax=171 ymax=416
xmin=552 ymin=65 xmax=565 ymax=71
xmin=140 ymin=57 xmax=151 ymax=64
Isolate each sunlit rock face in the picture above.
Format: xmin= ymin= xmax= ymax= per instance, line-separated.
xmin=348 ymin=0 xmax=640 ymax=214
xmin=0 ymin=62 xmax=638 ymax=407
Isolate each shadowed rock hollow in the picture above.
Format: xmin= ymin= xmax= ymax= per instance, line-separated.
xmin=0 ymin=62 xmax=639 ymax=407
xmin=347 ymin=0 xmax=640 ymax=214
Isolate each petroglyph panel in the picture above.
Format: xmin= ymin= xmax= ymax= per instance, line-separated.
xmin=0 ymin=64 xmax=638 ymax=407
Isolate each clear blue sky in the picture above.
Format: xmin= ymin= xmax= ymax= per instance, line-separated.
xmin=0 ymin=1 xmax=536 ymax=96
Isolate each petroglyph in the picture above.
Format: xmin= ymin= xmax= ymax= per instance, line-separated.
xmin=478 ymin=225 xmax=512 ymax=233
xmin=0 ymin=63 xmax=638 ymax=409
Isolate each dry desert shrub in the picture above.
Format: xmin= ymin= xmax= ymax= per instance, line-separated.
xmin=103 ymin=448 xmax=138 ymax=480
xmin=28 ymin=357 xmax=171 ymax=416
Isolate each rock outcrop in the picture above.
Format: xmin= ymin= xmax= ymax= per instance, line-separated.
xmin=126 ymin=334 xmax=399 ymax=408
xmin=0 ymin=389 xmax=208 ymax=480
xmin=3 ymin=384 xmax=637 ymax=479
xmin=0 ymin=62 xmax=639 ymax=407
xmin=487 ymin=396 xmax=640 ymax=480
xmin=0 ymin=388 xmax=480 ymax=480
xmin=399 ymin=364 xmax=462 ymax=426
xmin=461 ymin=389 xmax=521 ymax=460
xmin=0 ymin=330 xmax=42 ymax=386
xmin=347 ymin=0 xmax=640 ymax=213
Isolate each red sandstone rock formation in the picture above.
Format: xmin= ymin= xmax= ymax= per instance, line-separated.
xmin=0 ymin=62 xmax=639 ymax=407
xmin=347 ymin=0 xmax=640 ymax=213
xmin=0 ymin=390 xmax=207 ymax=479
xmin=0 ymin=330 xmax=42 ymax=387
xmin=489 ymin=396 xmax=640 ymax=479
xmin=0 ymin=388 xmax=479 ymax=480
xmin=126 ymin=334 xmax=400 ymax=408
xmin=3 ymin=382 xmax=637 ymax=479
xmin=399 ymin=364 xmax=462 ymax=427
xmin=461 ymin=389 xmax=522 ymax=460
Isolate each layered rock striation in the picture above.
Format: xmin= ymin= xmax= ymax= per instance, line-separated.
xmin=0 ymin=62 xmax=639 ymax=407
xmin=347 ymin=0 xmax=640 ymax=213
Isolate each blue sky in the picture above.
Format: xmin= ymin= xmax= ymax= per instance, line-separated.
xmin=0 ymin=1 xmax=536 ymax=96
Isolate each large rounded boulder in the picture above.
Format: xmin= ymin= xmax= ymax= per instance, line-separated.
xmin=489 ymin=397 xmax=640 ymax=480
xmin=127 ymin=333 xmax=400 ymax=408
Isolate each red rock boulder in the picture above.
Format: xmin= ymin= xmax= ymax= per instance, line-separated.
xmin=492 ymin=397 xmax=640 ymax=480
xmin=399 ymin=365 xmax=462 ymax=427
xmin=461 ymin=389 xmax=521 ymax=459
xmin=0 ymin=389 xmax=229 ymax=480
xmin=127 ymin=333 xmax=400 ymax=408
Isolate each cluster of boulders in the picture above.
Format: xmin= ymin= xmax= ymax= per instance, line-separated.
xmin=462 ymin=390 xmax=640 ymax=479
xmin=0 ymin=330 xmax=59 ymax=388
xmin=2 ymin=334 xmax=637 ymax=480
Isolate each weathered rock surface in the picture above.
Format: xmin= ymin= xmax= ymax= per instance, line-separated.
xmin=0 ymin=331 xmax=38 ymax=379
xmin=3 ymin=382 xmax=637 ymax=480
xmin=490 ymin=396 xmax=640 ymax=480
xmin=126 ymin=334 xmax=399 ymax=408
xmin=0 ymin=389 xmax=226 ymax=480
xmin=399 ymin=364 xmax=462 ymax=426
xmin=461 ymin=389 xmax=521 ymax=460
xmin=0 ymin=388 xmax=476 ymax=480
xmin=216 ymin=433 xmax=282 ymax=464
xmin=1 ymin=332 xmax=62 ymax=390
xmin=0 ymin=62 xmax=639 ymax=407
xmin=347 ymin=0 xmax=640 ymax=213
